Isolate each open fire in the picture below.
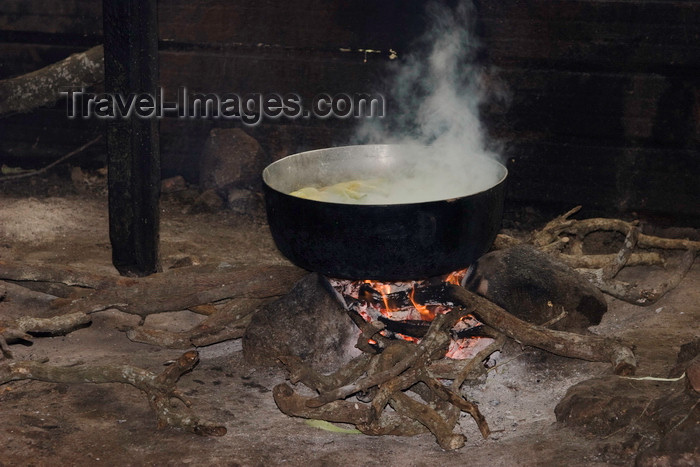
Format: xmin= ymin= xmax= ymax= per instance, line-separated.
xmin=329 ymin=268 xmax=495 ymax=360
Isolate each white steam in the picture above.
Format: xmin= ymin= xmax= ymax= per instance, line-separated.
xmin=351 ymin=0 xmax=506 ymax=199
xmin=284 ymin=1 xmax=507 ymax=205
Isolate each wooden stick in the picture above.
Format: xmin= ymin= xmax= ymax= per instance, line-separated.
xmin=52 ymin=264 xmax=306 ymax=318
xmin=389 ymin=391 xmax=465 ymax=450
xmin=557 ymin=252 xmax=664 ymax=269
xmin=0 ymin=45 xmax=104 ymax=115
xmin=601 ymin=225 xmax=638 ymax=279
xmin=445 ymin=285 xmax=637 ymax=375
xmin=124 ymin=298 xmax=265 ymax=348
xmin=0 ymin=260 xmax=123 ymax=289
xmin=273 ymin=382 xmax=372 ymax=425
xmin=1 ymin=312 xmax=92 ymax=358
xmin=306 ymin=313 xmax=454 ymax=407
xmin=579 ymin=249 xmax=696 ymax=305
xmin=281 ymin=353 xmax=374 ymax=394
xmin=419 ymin=370 xmax=490 ymax=439
xmin=0 ymin=136 xmax=103 ymax=182
xmin=0 ymin=351 xmax=226 ymax=436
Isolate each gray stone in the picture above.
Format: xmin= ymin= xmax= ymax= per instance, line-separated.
xmin=199 ymin=128 xmax=267 ymax=191
xmin=190 ymin=188 xmax=224 ymax=213
xmin=226 ymin=187 xmax=264 ymax=217
xmin=161 ymin=175 xmax=187 ymax=193
xmin=243 ymin=273 xmax=362 ymax=374
xmin=464 ymin=244 xmax=607 ymax=332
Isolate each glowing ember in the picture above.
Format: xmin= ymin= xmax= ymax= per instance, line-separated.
xmin=330 ymin=270 xmax=493 ymax=360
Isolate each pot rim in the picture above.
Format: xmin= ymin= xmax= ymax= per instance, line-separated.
xmin=262 ymin=143 xmax=509 ymax=206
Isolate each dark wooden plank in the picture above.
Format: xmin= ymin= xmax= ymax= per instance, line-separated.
xmin=477 ymin=1 xmax=700 ymax=25
xmin=476 ymin=0 xmax=700 ymax=70
xmin=484 ymin=68 xmax=699 ymax=146
xmin=504 ymin=141 xmax=699 ymax=219
xmin=0 ymin=0 xmax=419 ymax=51
xmin=0 ymin=0 xmax=102 ymax=36
xmin=103 ymin=0 xmax=160 ymax=276
xmin=0 ymin=43 xmax=91 ymax=79
xmin=483 ymin=38 xmax=700 ymax=71
xmin=158 ymin=48 xmax=389 ymax=97
xmin=0 ymin=105 xmax=103 ymax=165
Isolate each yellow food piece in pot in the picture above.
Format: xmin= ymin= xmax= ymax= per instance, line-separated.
xmin=289 ymin=179 xmax=387 ymax=203
xmin=289 ymin=186 xmax=323 ymax=200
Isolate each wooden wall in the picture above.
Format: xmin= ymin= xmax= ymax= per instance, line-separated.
xmin=1 ymin=1 xmax=698 ymax=224
xmin=476 ymin=1 xmax=700 ymax=222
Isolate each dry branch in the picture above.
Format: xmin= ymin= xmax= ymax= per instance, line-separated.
xmin=0 ymin=136 xmax=103 ymax=182
xmin=448 ymin=334 xmax=507 ymax=387
xmin=0 ymin=351 xmax=226 ymax=436
xmin=445 ymin=285 xmax=637 ymax=375
xmin=274 ymin=383 xmax=373 ymax=425
xmin=557 ymin=252 xmax=664 ymax=269
xmin=0 ymin=260 xmax=124 ymax=289
xmin=49 ymin=263 xmax=306 ymax=318
xmin=280 ymin=353 xmax=374 ymax=393
xmin=390 ymin=390 xmax=465 ymax=450
xmin=125 ymin=298 xmax=266 ymax=348
xmin=306 ymin=313 xmax=454 ymax=408
xmin=510 ymin=206 xmax=699 ymax=304
xmin=495 ymin=235 xmax=666 ymax=270
xmin=1 ymin=312 xmax=91 ymax=358
xmin=601 ymin=225 xmax=638 ymax=279
xmin=0 ymin=262 xmax=305 ymax=354
xmin=580 ymin=249 xmax=697 ymax=305
xmin=274 ymin=304 xmax=491 ymax=450
xmin=532 ymin=207 xmax=700 ymax=251
xmin=0 ymin=45 xmax=103 ymax=115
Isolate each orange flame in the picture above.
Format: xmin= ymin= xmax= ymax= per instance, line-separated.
xmin=444 ymin=268 xmax=468 ymax=286
xmin=409 ymin=286 xmax=435 ymax=320
xmin=364 ymin=280 xmax=393 ymax=313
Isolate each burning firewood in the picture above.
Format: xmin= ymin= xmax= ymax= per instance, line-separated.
xmin=268 ymin=274 xmax=637 ymax=450
xmin=273 ymin=305 xmax=493 ymax=450
xmin=444 ymin=285 xmax=637 ymax=376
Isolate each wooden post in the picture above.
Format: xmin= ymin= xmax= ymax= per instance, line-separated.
xmin=103 ymin=0 xmax=161 ymax=276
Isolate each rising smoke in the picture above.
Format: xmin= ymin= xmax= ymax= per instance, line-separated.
xmin=279 ymin=1 xmax=508 ymax=205
xmin=354 ymin=0 xmax=506 ymax=169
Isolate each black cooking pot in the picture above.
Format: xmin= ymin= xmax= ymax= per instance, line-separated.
xmin=262 ymin=144 xmax=507 ymax=281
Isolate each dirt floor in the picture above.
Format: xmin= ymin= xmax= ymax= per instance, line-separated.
xmin=0 ymin=176 xmax=698 ymax=466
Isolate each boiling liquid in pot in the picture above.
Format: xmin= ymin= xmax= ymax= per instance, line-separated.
xmin=288 ymin=170 xmax=498 ymax=205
